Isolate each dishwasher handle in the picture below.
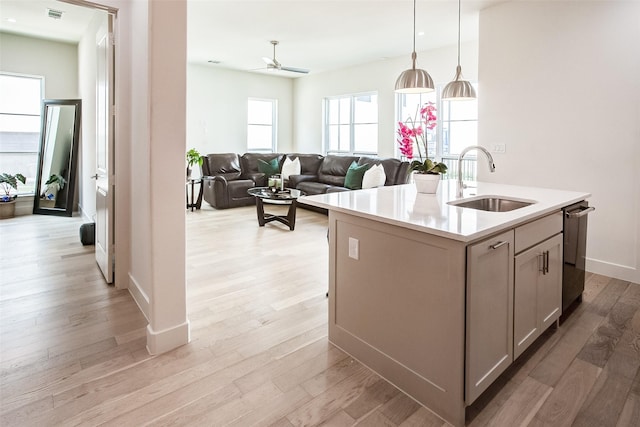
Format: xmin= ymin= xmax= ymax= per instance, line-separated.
xmin=565 ymin=206 xmax=595 ymax=218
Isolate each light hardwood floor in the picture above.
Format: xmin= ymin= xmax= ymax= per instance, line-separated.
xmin=1 ymin=204 xmax=639 ymax=426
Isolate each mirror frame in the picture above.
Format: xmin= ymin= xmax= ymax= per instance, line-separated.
xmin=33 ymin=99 xmax=82 ymax=217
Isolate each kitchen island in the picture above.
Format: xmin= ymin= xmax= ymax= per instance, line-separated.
xmin=301 ymin=180 xmax=590 ymax=427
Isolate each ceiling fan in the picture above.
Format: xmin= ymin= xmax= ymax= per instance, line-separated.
xmin=261 ymin=40 xmax=309 ymax=74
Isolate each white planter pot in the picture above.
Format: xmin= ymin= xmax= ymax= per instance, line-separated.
xmin=413 ymin=173 xmax=441 ymax=194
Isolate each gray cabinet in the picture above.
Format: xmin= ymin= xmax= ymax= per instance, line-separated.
xmin=513 ymin=233 xmax=563 ymax=359
xmin=466 ymin=212 xmax=563 ymax=404
xmin=465 ymin=229 xmax=514 ymax=404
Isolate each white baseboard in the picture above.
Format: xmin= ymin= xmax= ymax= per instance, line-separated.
xmin=587 ymin=257 xmax=639 ymax=284
xmin=128 ymin=274 xmax=149 ymax=321
xmin=146 ymin=320 xmax=190 ymax=355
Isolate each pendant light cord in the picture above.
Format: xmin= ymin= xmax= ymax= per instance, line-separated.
xmin=456 ymin=0 xmax=461 ymax=66
xmin=412 ymin=0 xmax=417 ymax=54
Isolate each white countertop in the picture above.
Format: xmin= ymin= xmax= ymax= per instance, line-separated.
xmin=300 ymin=180 xmax=590 ymax=242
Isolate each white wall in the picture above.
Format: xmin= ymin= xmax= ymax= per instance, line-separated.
xmin=78 ymin=12 xmax=109 ymax=221
xmin=77 ymin=0 xmax=188 ymax=355
xmin=479 ymin=1 xmax=640 ymax=283
xmin=293 ymin=42 xmax=478 ymax=158
xmin=127 ymin=0 xmax=152 ymax=317
xmin=0 ymin=32 xmax=78 ymax=99
xmin=187 ymin=65 xmax=294 ymax=156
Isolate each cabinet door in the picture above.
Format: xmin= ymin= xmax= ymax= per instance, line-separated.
xmin=538 ymin=234 xmax=563 ymax=331
xmin=466 ymin=230 xmax=514 ymax=405
xmin=514 ymin=233 xmax=563 ymax=359
xmin=514 ymin=245 xmax=542 ymax=358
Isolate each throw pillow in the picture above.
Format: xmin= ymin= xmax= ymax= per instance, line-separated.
xmin=281 ymin=157 xmax=301 ymax=180
xmin=362 ymin=164 xmax=387 ymax=189
xmin=344 ymin=161 xmax=371 ymax=190
xmin=257 ymin=158 xmax=280 ymax=178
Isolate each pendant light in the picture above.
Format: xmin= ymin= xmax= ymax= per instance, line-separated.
xmin=395 ymin=0 xmax=434 ymax=93
xmin=442 ymin=0 xmax=476 ymax=100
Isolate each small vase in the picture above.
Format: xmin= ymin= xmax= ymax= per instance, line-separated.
xmin=413 ymin=173 xmax=441 ymax=194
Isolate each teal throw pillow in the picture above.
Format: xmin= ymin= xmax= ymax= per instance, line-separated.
xmin=257 ymin=158 xmax=280 ymax=177
xmin=344 ymin=161 xmax=371 ymax=190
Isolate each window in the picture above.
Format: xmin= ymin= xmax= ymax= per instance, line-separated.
xmin=0 ymin=73 xmax=43 ymax=195
xmin=247 ymin=98 xmax=277 ymax=152
xmin=396 ymin=84 xmax=478 ymax=180
xmin=324 ymin=92 xmax=378 ymax=155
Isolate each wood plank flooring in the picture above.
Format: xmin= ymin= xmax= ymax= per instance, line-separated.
xmin=0 ymin=205 xmax=638 ymax=426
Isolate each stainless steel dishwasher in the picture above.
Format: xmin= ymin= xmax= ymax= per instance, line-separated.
xmin=562 ymin=201 xmax=595 ymax=312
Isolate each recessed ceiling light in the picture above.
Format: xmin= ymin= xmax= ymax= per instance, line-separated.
xmin=418 ymin=31 xmax=425 ymax=36
xmin=6 ymin=18 xmax=17 ymax=23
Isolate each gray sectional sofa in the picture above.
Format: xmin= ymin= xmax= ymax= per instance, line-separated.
xmin=201 ymin=152 xmax=409 ymax=209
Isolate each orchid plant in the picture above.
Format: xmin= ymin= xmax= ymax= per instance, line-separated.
xmin=397 ymin=102 xmax=448 ymax=175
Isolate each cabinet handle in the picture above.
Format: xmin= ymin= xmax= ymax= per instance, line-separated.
xmin=538 ymin=253 xmax=545 ymax=274
xmin=544 ymin=250 xmax=550 ymax=274
xmin=489 ymin=241 xmax=508 ymax=250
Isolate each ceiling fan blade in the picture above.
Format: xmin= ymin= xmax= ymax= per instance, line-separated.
xmin=280 ymin=66 xmax=310 ymax=74
xmin=262 ymin=56 xmax=275 ymax=66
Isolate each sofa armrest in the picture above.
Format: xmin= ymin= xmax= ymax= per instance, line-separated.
xmin=202 ymin=175 xmax=230 ymax=208
xmin=288 ymin=174 xmax=318 ymax=189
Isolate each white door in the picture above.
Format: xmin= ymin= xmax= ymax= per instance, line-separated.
xmin=95 ymin=16 xmax=115 ymax=283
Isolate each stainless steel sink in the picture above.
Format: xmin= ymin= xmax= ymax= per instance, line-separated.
xmin=449 ymin=197 xmax=534 ymax=212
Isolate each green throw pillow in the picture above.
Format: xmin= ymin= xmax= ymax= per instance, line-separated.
xmin=257 ymin=158 xmax=280 ymax=177
xmin=344 ymin=161 xmax=371 ymax=190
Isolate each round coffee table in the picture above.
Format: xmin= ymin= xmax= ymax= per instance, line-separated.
xmin=247 ymin=187 xmax=306 ymax=231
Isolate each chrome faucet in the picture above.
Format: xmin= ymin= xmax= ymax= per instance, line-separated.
xmin=457 ymin=145 xmax=496 ymax=197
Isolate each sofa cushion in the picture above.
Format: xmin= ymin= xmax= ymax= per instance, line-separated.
xmin=297 ymin=181 xmax=333 ymax=196
xmin=240 ymin=153 xmax=284 ymax=177
xmin=357 ymin=156 xmax=408 ymax=186
xmin=362 ymin=164 xmax=387 ymax=189
xmin=285 ymin=153 xmax=324 ymax=175
xmin=257 ymin=158 xmax=280 ymax=177
xmin=281 ymin=157 xmax=301 ymax=180
xmin=317 ymin=155 xmax=359 ymax=187
xmin=325 ymin=186 xmax=350 ymax=193
xmin=202 ymin=153 xmax=242 ymax=180
xmin=227 ymin=180 xmax=255 ymax=201
xmin=344 ymin=161 xmax=371 ymax=190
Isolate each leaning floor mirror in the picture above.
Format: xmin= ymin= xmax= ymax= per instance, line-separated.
xmin=33 ymin=99 xmax=81 ymax=217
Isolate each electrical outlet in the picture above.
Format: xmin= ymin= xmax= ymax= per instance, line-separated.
xmin=492 ymin=143 xmax=506 ymax=153
xmin=349 ymin=237 xmax=359 ymax=260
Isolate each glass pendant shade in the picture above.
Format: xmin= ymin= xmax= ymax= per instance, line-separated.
xmin=442 ymin=65 xmax=476 ymax=100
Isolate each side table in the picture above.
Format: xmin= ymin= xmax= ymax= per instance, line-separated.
xmin=186 ymin=178 xmax=203 ymax=211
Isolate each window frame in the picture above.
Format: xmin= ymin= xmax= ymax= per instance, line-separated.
xmin=0 ymin=72 xmax=44 ymax=195
xmin=247 ymin=97 xmax=277 ymax=153
xmin=395 ymin=83 xmax=479 ymax=180
xmin=323 ymin=91 xmax=379 ymax=156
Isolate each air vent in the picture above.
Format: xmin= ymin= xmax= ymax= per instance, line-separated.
xmin=207 ymin=60 xmax=221 ymax=64
xmin=47 ymin=8 xmax=64 ymax=19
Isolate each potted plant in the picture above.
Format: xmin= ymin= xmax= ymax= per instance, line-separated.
xmin=41 ymin=173 xmax=66 ymax=207
xmin=0 ymin=172 xmax=26 ymax=219
xmin=397 ymin=102 xmax=448 ymax=193
xmin=186 ymin=148 xmax=203 ymax=179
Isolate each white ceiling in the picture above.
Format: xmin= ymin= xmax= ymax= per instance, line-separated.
xmin=0 ymin=0 xmax=508 ymax=77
